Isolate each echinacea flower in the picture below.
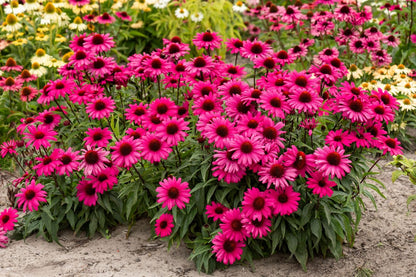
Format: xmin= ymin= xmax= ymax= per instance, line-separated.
xmin=258 ymin=158 xmax=297 ymax=188
xmin=23 ymin=125 xmax=57 ymax=150
xmin=77 ymin=178 xmax=98 ymax=206
xmin=242 ymin=188 xmax=273 ymax=221
xmin=111 ymin=136 xmax=141 ymax=169
xmin=268 ymin=186 xmax=300 ymax=216
xmin=240 ymin=39 xmax=273 ymax=60
xmin=138 ymin=133 xmax=172 ymax=163
xmin=83 ymin=33 xmax=115 ymax=53
xmin=88 ymin=168 xmax=119 ymax=194
xmin=314 ymin=145 xmax=352 ymax=179
xmin=0 ymin=228 xmax=8 ymax=248
xmin=15 ymin=180 xmax=47 ymax=212
xmin=0 ymin=208 xmax=18 ymax=231
xmin=33 ymin=152 xmax=61 ymax=176
xmin=55 ymin=147 xmax=81 ymax=176
xmin=84 ymin=127 xmax=113 ymax=148
xmin=229 ymin=135 xmax=264 ymax=167
xmin=307 ymin=171 xmax=337 ymax=198
xmin=380 ymin=136 xmax=403 ymax=156
xmin=86 ymin=96 xmax=116 ymax=119
xmin=212 ymin=232 xmax=245 ymax=265
xmin=155 ymin=213 xmax=174 ymax=237
xmin=241 ymin=216 xmax=271 ymax=239
xmin=156 ymin=176 xmax=191 ymax=210
xmin=155 ymin=117 xmax=189 ymax=146
xmin=220 ymin=208 xmax=249 ymax=241
xmin=193 ymin=31 xmax=223 ymax=51
xmin=206 ymin=202 xmax=229 ymax=221
xmin=0 ymin=140 xmax=17 ymax=158
xmin=1 ymin=57 xmax=23 ymax=72
xmin=79 ymin=147 xmax=109 ymax=176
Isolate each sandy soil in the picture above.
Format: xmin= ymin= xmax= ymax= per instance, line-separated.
xmin=1 ymin=155 xmax=416 ymax=277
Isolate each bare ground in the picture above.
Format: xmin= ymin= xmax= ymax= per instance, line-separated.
xmin=0 ymin=155 xmax=416 ymax=277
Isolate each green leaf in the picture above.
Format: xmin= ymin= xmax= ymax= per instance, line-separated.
xmin=66 ymin=210 xmax=76 ymax=230
xmin=300 ymin=203 xmax=313 ymax=227
xmin=407 ymin=194 xmax=416 ymax=209
xmin=392 ymin=170 xmax=404 ymax=183
xmin=89 ymin=216 xmax=98 ymax=237
xmin=310 ymin=218 xmax=322 ymax=246
xmin=286 ymin=233 xmax=298 ymax=254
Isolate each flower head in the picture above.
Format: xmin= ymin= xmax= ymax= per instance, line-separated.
xmin=156 ymin=176 xmax=191 ymax=210
xmin=15 ymin=180 xmax=47 ymax=212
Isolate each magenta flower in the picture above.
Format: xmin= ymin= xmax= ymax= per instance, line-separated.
xmin=86 ymin=96 xmax=115 ymax=119
xmin=15 ymin=180 xmax=47 ymax=212
xmin=269 ymin=186 xmax=300 ymax=216
xmin=77 ymin=178 xmax=98 ymax=206
xmin=138 ymin=133 xmax=172 ymax=163
xmin=206 ymin=202 xmax=229 ymax=221
xmin=258 ymin=158 xmax=297 ymax=189
xmin=156 ymin=176 xmax=191 ymax=210
xmin=55 ymin=148 xmax=81 ymax=176
xmin=1 ymin=57 xmax=23 ymax=72
xmin=193 ymin=31 xmax=223 ymax=50
xmin=88 ymin=167 xmax=118 ymax=194
xmin=0 ymin=208 xmax=18 ymax=231
xmin=240 ymin=39 xmax=273 ymax=60
xmin=212 ymin=232 xmax=245 ymax=265
xmin=33 ymin=152 xmax=61 ymax=176
xmin=241 ymin=187 xmax=273 ymax=221
xmin=220 ymin=208 xmax=248 ymax=241
xmin=0 ymin=228 xmax=8 ymax=248
xmin=149 ymin=97 xmax=177 ymax=120
xmin=84 ymin=127 xmax=113 ymax=148
xmin=155 ymin=213 xmax=174 ymax=237
xmin=0 ymin=140 xmax=17 ymax=158
xmin=155 ymin=117 xmax=189 ymax=146
xmin=380 ymin=136 xmax=403 ymax=156
xmin=307 ymin=171 xmax=337 ymax=198
xmin=229 ymin=135 xmax=264 ymax=167
xmin=111 ymin=136 xmax=141 ymax=169
xmin=23 ymin=125 xmax=57 ymax=150
xmin=115 ymin=11 xmax=132 ymax=21
xmin=125 ymin=103 xmax=148 ymax=125
xmin=314 ymin=145 xmax=352 ymax=179
xmin=97 ymin=12 xmax=116 ymax=24
xmin=241 ymin=216 xmax=272 ymax=239
xmin=79 ymin=147 xmax=110 ymax=176
xmin=204 ymin=117 xmax=236 ymax=149
xmin=83 ymin=33 xmax=115 ymax=53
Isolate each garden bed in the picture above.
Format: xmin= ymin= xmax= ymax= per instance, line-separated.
xmin=1 ymin=155 xmax=415 ymax=277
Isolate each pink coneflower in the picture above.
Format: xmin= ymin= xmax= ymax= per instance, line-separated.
xmin=185 ymin=55 xmax=216 ymax=76
xmin=282 ymin=145 xmax=314 ymax=177
xmin=69 ymin=84 xmax=94 ymax=105
xmin=125 ymin=103 xmax=148 ymax=125
xmin=253 ymin=56 xmax=278 ymax=70
xmin=260 ymin=118 xmax=286 ymax=152
xmin=155 ymin=117 xmax=189 ymax=146
xmin=370 ymin=102 xmax=395 ymax=123
xmin=69 ymin=50 xmax=93 ymax=70
xmin=221 ymin=63 xmax=247 ymax=79
xmin=193 ymin=31 xmax=223 ymax=50
xmin=138 ymin=133 xmax=172 ymax=163
xmin=0 ymin=207 xmax=18 ymax=231
xmin=115 ymin=11 xmax=132 ymax=21
xmin=206 ymin=202 xmax=229 ymax=221
xmin=142 ymin=114 xmax=164 ymax=132
xmin=111 ymin=136 xmax=141 ymax=169
xmin=334 ymin=4 xmax=355 ymax=22
xmin=288 ymin=89 xmax=322 ymax=114
xmin=19 ymin=86 xmax=38 ymax=102
xmin=259 ymin=89 xmax=291 ymax=119
xmin=83 ymin=14 xmax=97 ymax=23
xmin=163 ymin=43 xmax=190 ymax=60
xmin=97 ymin=12 xmax=116 ymax=24
xmin=240 ymin=39 xmax=273 ymax=60
xmin=314 ymin=145 xmax=351 ymax=179
xmin=23 ymin=124 xmax=57 ymax=150
xmin=274 ymin=50 xmax=296 ymax=67
xmin=1 ymin=57 xmax=23 ymax=72
xmin=17 ymin=69 xmax=38 ymax=83
xmin=307 ymin=171 xmax=337 ymax=198
xmin=241 ymin=217 xmax=271 ymax=239
xmin=15 ymin=180 xmax=47 ymax=212
xmin=68 ymin=0 xmax=90 ymax=6
xmin=0 ymin=77 xmax=23 ymax=92
xmin=258 ymin=158 xmax=297 ymax=188
xmin=36 ymin=110 xmax=61 ymax=130
xmin=279 ymin=5 xmax=306 ymax=23
xmin=242 ymin=188 xmax=273 ymax=221
xmin=156 ymin=176 xmax=191 ymax=210
xmin=33 ymin=152 xmax=61 ymax=176
xmin=191 ymin=80 xmax=217 ymax=98
xmin=212 ymin=149 xmax=246 ymax=174
xmin=288 ymin=44 xmax=308 ymax=59
xmin=84 ymin=33 xmax=115 ymax=53
xmin=204 ymin=117 xmax=236 ymax=149
xmin=225 ymin=38 xmax=244 ymax=54
xmin=79 ymin=146 xmax=109 ymax=176
xmin=77 ymin=178 xmax=98 ymax=206
xmin=218 ymin=79 xmax=250 ymax=99
xmin=84 ymin=127 xmax=112 ymax=148
xmin=371 ymin=49 xmax=392 ymax=67
xmin=325 ymin=129 xmax=354 ymax=148
xmin=220 ymin=208 xmax=249 ymax=241
xmin=349 ymin=38 xmax=366 ymax=54
xmin=268 ymin=186 xmax=300 ymax=216
xmin=380 ymin=136 xmax=403 ymax=156
xmin=0 ymin=228 xmax=8 ymax=248
xmin=155 ymin=213 xmax=174 ymax=237
xmin=69 ymin=33 xmax=87 ymax=51
xmin=287 ymin=70 xmax=320 ymax=93
xmin=144 ymin=55 xmax=169 ymax=78
xmin=126 ymin=127 xmax=146 ymax=140
xmin=55 ymin=147 xmax=81 ymax=176
xmin=192 ymin=94 xmax=223 ymax=116
xmin=149 ymin=97 xmax=177 ymax=120
xmin=88 ymin=167 xmax=118 ymax=193
xmin=236 ymin=113 xmax=264 ymax=137
xmin=88 ymin=56 xmax=116 ymax=78
xmin=229 ymin=135 xmax=264 ymax=167
xmin=86 ymin=96 xmax=115 ymax=119
xmin=212 ymin=232 xmax=245 ymax=265
xmin=0 ymin=140 xmax=17 ymax=158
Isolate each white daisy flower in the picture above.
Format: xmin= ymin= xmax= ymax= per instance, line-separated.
xmin=175 ymin=8 xmax=189 ymax=19
xmin=190 ymin=12 xmax=203 ymax=22
xmin=232 ymin=1 xmax=247 ymax=13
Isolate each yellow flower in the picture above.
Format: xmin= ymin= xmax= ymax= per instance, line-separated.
xmin=29 ymin=62 xmax=47 ymax=77
xmin=131 ymin=20 xmax=144 ymax=29
xmin=12 ymin=38 xmax=28 ymax=45
xmin=62 ymin=52 xmax=73 ymax=63
xmin=55 ymin=33 xmax=66 ymax=43
xmin=131 ymin=0 xmax=148 ymax=10
xmin=35 ymin=32 xmax=49 ymax=41
xmin=347 ymin=64 xmax=363 ymax=79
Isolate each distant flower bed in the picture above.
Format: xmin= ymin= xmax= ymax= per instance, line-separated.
xmin=0 ymin=0 xmax=415 ymax=274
